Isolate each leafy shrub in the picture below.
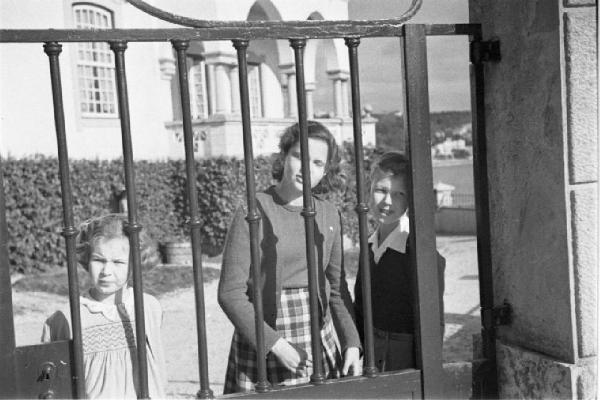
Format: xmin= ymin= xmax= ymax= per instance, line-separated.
xmin=3 ymin=147 xmax=379 ymax=274
xmin=451 ymin=148 xmax=471 ymax=159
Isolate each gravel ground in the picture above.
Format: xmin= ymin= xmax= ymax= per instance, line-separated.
xmin=12 ymin=235 xmax=480 ymax=398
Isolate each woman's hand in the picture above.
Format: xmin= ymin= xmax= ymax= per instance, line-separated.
xmin=271 ymin=338 xmax=312 ymax=373
xmin=342 ymin=346 xmax=361 ymax=376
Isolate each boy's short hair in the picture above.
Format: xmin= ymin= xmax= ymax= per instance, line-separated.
xmin=76 ymin=213 xmax=159 ymax=272
xmin=371 ymin=151 xmax=410 ymax=180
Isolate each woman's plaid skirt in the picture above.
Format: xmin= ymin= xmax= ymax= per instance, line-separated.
xmin=223 ymin=287 xmax=343 ymax=394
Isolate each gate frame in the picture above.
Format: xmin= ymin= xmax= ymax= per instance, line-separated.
xmin=0 ymin=5 xmax=498 ymax=398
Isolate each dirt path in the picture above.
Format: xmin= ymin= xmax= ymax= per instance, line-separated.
xmin=160 ymin=281 xmax=232 ymax=397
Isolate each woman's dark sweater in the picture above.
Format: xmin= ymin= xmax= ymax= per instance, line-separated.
xmin=218 ymin=187 xmax=361 ymax=354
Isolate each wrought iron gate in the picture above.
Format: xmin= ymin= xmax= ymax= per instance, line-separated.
xmin=0 ymin=0 xmax=499 ymax=398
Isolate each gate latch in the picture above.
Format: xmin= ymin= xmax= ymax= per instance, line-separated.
xmin=482 ymin=301 xmax=512 ymax=329
xmin=493 ymin=301 xmax=512 ymax=326
xmin=470 ymin=39 xmax=501 ymax=64
xmin=38 ymin=362 xmax=56 ymax=382
xmin=38 ymin=362 xmax=57 ymax=399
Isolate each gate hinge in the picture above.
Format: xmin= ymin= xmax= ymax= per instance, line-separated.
xmin=482 ymin=301 xmax=512 ymax=329
xmin=470 ymin=39 xmax=501 ymax=64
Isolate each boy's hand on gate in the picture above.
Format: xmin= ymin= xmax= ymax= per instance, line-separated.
xmin=271 ymin=337 xmax=312 ymax=373
xmin=342 ymin=346 xmax=361 ymax=376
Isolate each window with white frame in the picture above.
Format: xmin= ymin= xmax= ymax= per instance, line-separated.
xmin=248 ymin=64 xmax=263 ymax=119
xmin=190 ymin=60 xmax=208 ymax=119
xmin=73 ymin=4 xmax=117 ymax=116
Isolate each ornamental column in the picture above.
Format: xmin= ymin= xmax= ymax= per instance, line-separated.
xmin=341 ymin=79 xmax=349 ymax=117
xmin=279 ymin=72 xmax=289 ymax=118
xmin=158 ymin=50 xmax=176 ymax=122
xmin=214 ymin=64 xmax=231 ymax=114
xmin=305 ymin=82 xmax=315 ymax=119
xmin=205 ymin=52 xmax=237 ymax=115
xmin=328 ymin=70 xmax=349 ymax=118
xmin=280 ymin=64 xmax=297 ymax=118
xmin=229 ymin=65 xmax=240 ymax=115
xmin=287 ymin=72 xmax=297 ymax=118
xmin=333 ymin=79 xmax=342 ymax=117
xmin=206 ymin=64 xmax=216 ymax=115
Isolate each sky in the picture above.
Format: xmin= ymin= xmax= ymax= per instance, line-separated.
xmin=346 ymin=0 xmax=470 ymax=113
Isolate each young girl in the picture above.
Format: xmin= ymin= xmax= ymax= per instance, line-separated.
xmin=42 ymin=213 xmax=166 ymax=399
xmin=353 ymin=151 xmax=445 ymax=372
xmin=218 ymin=121 xmax=361 ymax=393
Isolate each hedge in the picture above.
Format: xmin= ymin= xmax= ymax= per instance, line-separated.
xmin=2 ymin=144 xmax=381 ymax=274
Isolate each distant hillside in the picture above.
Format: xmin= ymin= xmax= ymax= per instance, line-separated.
xmin=373 ymin=110 xmax=471 ymax=150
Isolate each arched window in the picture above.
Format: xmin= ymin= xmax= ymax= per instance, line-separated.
xmin=73 ymin=4 xmax=117 ymax=117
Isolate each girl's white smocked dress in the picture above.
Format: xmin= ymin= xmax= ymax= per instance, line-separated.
xmin=42 ymin=288 xmax=166 ymax=399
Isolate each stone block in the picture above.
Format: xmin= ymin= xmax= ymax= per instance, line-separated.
xmin=576 ymin=356 xmax=598 ymax=399
xmin=564 ymin=10 xmax=598 ymax=184
xmin=497 ymin=342 xmax=574 ymax=398
xmin=497 ymin=341 xmax=598 ymax=398
xmin=570 ymin=187 xmax=598 ymax=357
xmin=564 ymin=0 xmax=597 ymax=6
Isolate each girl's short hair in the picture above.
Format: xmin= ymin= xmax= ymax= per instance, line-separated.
xmin=271 ymin=121 xmax=341 ymax=193
xmin=371 ymin=151 xmax=410 ymax=180
xmin=76 ymin=213 xmax=159 ymax=272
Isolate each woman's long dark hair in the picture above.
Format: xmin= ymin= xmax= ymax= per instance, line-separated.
xmin=271 ymin=121 xmax=341 ymax=193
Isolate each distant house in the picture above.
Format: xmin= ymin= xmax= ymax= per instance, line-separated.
xmin=0 ymin=0 xmax=376 ymax=160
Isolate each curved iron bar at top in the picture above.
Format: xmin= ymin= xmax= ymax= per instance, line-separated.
xmin=125 ymin=0 xmax=422 ymax=29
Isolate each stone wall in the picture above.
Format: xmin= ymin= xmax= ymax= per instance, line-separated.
xmin=469 ymin=0 xmax=597 ymax=398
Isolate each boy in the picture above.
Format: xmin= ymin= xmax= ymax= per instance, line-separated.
xmin=353 ymin=151 xmax=445 ymax=371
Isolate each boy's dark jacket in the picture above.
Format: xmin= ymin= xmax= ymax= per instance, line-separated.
xmin=353 ymin=239 xmax=445 ymax=343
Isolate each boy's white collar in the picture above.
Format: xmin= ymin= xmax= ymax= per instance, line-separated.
xmin=368 ymin=213 xmax=410 ymax=262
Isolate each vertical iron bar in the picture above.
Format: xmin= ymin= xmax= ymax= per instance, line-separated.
xmin=43 ymin=42 xmax=86 ymax=398
xmin=109 ymin=40 xmax=149 ymax=399
xmin=400 ymin=25 xmax=443 ymax=398
xmin=171 ymin=40 xmax=214 ymax=399
xmin=232 ymin=39 xmax=271 ymax=393
xmin=344 ymin=36 xmax=377 ymax=377
xmin=470 ymin=35 xmax=499 ymax=399
xmin=0 ymin=160 xmax=17 ymax=397
xmin=289 ymin=37 xmax=325 ymax=384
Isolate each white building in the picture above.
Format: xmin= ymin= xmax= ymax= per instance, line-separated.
xmin=0 ymin=0 xmax=376 ymax=160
